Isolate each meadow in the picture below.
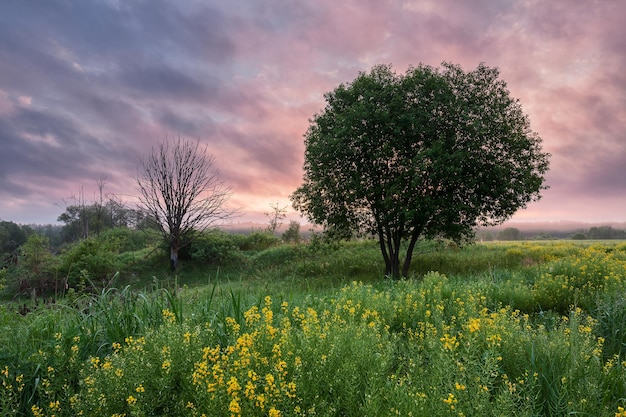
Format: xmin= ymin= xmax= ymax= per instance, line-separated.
xmin=2 ymin=238 xmax=626 ymax=416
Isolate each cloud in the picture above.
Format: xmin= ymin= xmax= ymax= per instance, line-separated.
xmin=0 ymin=0 xmax=625 ymax=224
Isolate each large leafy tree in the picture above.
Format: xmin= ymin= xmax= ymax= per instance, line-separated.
xmin=291 ymin=63 xmax=550 ymax=278
xmin=137 ymin=137 xmax=233 ymax=270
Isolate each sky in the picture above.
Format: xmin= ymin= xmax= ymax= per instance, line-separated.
xmin=1 ymin=0 xmax=625 ymax=226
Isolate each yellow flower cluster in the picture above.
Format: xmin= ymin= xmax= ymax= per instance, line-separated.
xmin=162 ymin=308 xmax=177 ymax=324
xmin=532 ymin=246 xmax=626 ymax=311
xmin=191 ymin=296 xmax=299 ymax=416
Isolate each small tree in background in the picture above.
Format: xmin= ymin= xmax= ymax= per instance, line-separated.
xmin=265 ymin=203 xmax=287 ymax=235
xmin=21 ymin=234 xmax=52 ymax=276
xmin=498 ymin=227 xmax=522 ymax=241
xmin=282 ymin=220 xmax=301 ymax=244
xmin=137 ymin=137 xmax=234 ymax=270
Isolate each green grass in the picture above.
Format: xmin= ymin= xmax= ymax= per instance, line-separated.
xmin=2 ymin=239 xmax=626 ymax=416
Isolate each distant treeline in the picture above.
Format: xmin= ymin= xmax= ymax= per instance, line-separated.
xmin=2 ymin=216 xmax=625 ymax=265
xmin=478 ymin=225 xmax=626 ymax=241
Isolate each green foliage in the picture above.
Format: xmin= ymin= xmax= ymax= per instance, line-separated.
xmin=0 ymin=221 xmax=28 ymax=254
xmin=250 ymin=244 xmax=306 ymax=269
xmin=190 ymin=229 xmax=246 ymax=265
xmin=189 ymin=230 xmax=280 ymax=266
xmin=4 ymin=242 xmax=626 ymax=416
xmin=58 ymin=236 xmax=123 ymax=286
xmin=190 ymin=230 xmax=278 ymax=265
xmin=291 ymin=62 xmax=550 ymax=277
xmin=282 ymin=221 xmax=301 ymax=244
xmin=239 ymin=231 xmax=281 ymax=252
xmin=99 ymin=227 xmax=155 ymax=252
xmin=594 ymin=293 xmax=626 ymax=361
xmin=0 ymin=234 xmax=58 ymax=297
xmin=588 ymin=226 xmax=626 ymax=239
xmin=20 ymin=234 xmax=53 ymax=275
xmin=531 ymin=246 xmax=626 ymax=312
xmin=57 ymin=200 xmax=143 ymax=244
xmin=0 ymin=268 xmax=5 ymax=293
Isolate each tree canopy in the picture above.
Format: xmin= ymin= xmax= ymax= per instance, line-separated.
xmin=291 ymin=62 xmax=550 ymax=278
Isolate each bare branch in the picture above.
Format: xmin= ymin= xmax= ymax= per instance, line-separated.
xmin=136 ymin=135 xmax=235 ymax=269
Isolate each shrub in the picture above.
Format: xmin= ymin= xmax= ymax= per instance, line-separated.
xmin=0 ymin=234 xmax=59 ymax=297
xmin=239 ymin=231 xmax=281 ymax=251
xmin=190 ymin=230 xmax=246 ymax=265
xmin=58 ymin=236 xmax=123 ymax=287
xmin=282 ymin=221 xmax=301 ymax=244
xmin=100 ymin=227 xmax=154 ymax=252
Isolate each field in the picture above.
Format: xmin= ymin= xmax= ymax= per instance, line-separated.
xmin=2 ymin=239 xmax=626 ymax=416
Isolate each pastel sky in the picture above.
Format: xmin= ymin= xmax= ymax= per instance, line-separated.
xmin=1 ymin=0 xmax=625 ymax=226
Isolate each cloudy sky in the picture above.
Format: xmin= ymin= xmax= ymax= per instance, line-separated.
xmin=1 ymin=0 xmax=625 ymax=226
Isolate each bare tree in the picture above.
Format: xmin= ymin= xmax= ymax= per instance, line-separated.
xmin=94 ymin=175 xmax=107 ymax=238
xmin=137 ymin=137 xmax=234 ymax=270
xmin=264 ymin=202 xmax=287 ymax=234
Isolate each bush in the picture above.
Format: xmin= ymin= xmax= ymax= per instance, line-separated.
xmin=239 ymin=231 xmax=281 ymax=251
xmin=1 ymin=234 xmax=60 ymax=297
xmin=99 ymin=227 xmax=155 ymax=252
xmin=190 ymin=230 xmax=246 ymax=265
xmin=58 ymin=236 xmax=123 ymax=287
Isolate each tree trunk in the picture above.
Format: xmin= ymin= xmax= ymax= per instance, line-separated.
xmin=170 ymin=246 xmax=178 ymax=271
xmin=377 ymin=224 xmax=391 ymax=276
xmin=389 ymin=253 xmax=401 ymax=278
xmin=378 ymin=224 xmax=403 ymax=279
xmin=401 ymin=231 xmax=420 ymax=278
xmin=386 ymin=232 xmax=402 ymax=279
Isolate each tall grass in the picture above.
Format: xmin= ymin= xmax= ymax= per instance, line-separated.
xmin=2 ymin=240 xmax=626 ymax=416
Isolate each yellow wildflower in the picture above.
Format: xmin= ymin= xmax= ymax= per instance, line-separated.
xmin=162 ymin=309 xmax=176 ymax=323
xmin=269 ymin=407 xmax=281 ymax=417
xmin=32 ymin=405 xmax=44 ymax=417
xmin=229 ymin=398 xmax=241 ymax=414
xmin=468 ymin=318 xmax=480 ymax=333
